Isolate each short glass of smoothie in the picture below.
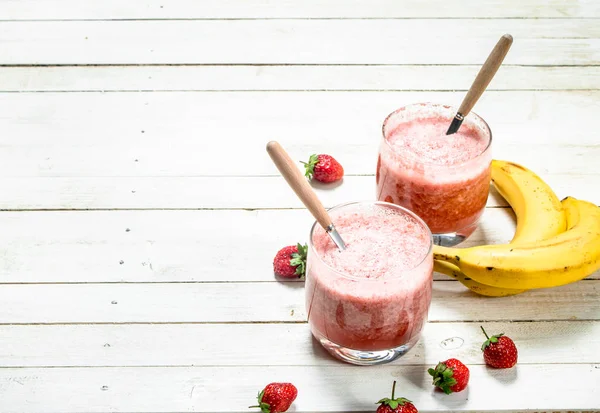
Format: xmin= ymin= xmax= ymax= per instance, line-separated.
xmin=376 ymin=103 xmax=492 ymax=246
xmin=306 ymin=201 xmax=433 ymax=365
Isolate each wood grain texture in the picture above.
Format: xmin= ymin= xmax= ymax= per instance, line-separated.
xmin=1 ymin=20 xmax=599 ymax=65
xmin=0 ymin=92 xmax=598 ymax=179
xmin=2 ymin=65 xmax=599 ymax=92
xmin=1 ymin=321 xmax=598 ymax=367
xmin=2 ymin=91 xmax=597 ymax=147
xmin=0 ymin=174 xmax=596 ymax=210
xmin=0 ymin=281 xmax=597 ymax=324
xmin=0 ymin=365 xmax=597 ymax=412
xmin=1 ymin=0 xmax=599 ymax=19
xmin=0 ymin=208 xmax=598 ymax=284
xmin=0 ymin=2 xmax=598 ymax=412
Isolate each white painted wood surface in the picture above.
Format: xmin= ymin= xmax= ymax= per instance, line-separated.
xmin=0 ymin=1 xmax=599 ymax=412
xmin=0 ymin=365 xmax=598 ymax=413
xmin=1 ymin=20 xmax=600 ymax=65
xmin=1 ymin=0 xmax=599 ymax=19
xmin=1 ymin=281 xmax=598 ymax=324
xmin=2 ymin=66 xmax=600 ymax=92
xmin=2 ymin=321 xmax=599 ymax=367
xmin=0 ymin=208 xmax=598 ymax=284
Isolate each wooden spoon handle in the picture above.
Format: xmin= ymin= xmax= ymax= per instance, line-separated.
xmin=458 ymin=34 xmax=513 ymax=116
xmin=266 ymin=141 xmax=333 ymax=230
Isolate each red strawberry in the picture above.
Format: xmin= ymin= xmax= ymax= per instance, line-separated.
xmin=250 ymin=382 xmax=297 ymax=413
xmin=428 ymin=358 xmax=470 ymax=394
xmin=480 ymin=326 xmax=518 ymax=368
xmin=376 ymin=381 xmax=418 ymax=413
xmin=302 ymin=154 xmax=344 ymax=183
xmin=273 ymin=244 xmax=307 ymax=279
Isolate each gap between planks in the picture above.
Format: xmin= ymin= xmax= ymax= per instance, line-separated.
xmin=3 ymin=17 xmax=600 ymax=22
xmin=2 ymin=63 xmax=600 ymax=67
xmin=0 ymin=319 xmax=596 ymax=326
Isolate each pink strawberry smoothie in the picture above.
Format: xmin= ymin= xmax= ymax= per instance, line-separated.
xmin=306 ymin=202 xmax=433 ymax=352
xmin=376 ymin=104 xmax=492 ymax=235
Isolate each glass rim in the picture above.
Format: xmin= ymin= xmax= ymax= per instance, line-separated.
xmin=381 ymin=102 xmax=493 ymax=168
xmin=308 ymin=200 xmax=433 ymax=281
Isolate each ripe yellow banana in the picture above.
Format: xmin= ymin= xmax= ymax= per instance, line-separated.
xmin=491 ymin=160 xmax=567 ymax=243
xmin=434 ymin=159 xmax=566 ymax=296
xmin=434 ymin=197 xmax=600 ymax=290
xmin=433 ymin=260 xmax=524 ymax=297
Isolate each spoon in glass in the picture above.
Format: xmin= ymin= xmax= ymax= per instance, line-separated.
xmin=266 ymin=140 xmax=347 ymax=251
xmin=446 ymin=34 xmax=513 ymax=135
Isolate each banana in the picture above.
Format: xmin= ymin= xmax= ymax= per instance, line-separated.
xmin=434 ymin=260 xmax=525 ymax=297
xmin=434 ymin=197 xmax=600 ymax=290
xmin=490 ymin=160 xmax=567 ymax=243
xmin=434 ymin=159 xmax=566 ymax=296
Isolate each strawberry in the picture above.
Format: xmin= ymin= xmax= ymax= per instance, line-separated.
xmin=273 ymin=244 xmax=307 ymax=279
xmin=428 ymin=358 xmax=470 ymax=394
xmin=302 ymin=154 xmax=344 ymax=183
xmin=376 ymin=381 xmax=418 ymax=413
xmin=250 ymin=382 xmax=297 ymax=413
xmin=480 ymin=326 xmax=518 ymax=368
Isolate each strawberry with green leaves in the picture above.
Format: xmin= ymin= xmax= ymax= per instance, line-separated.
xmin=273 ymin=243 xmax=307 ymax=279
xmin=250 ymin=382 xmax=297 ymax=413
xmin=302 ymin=154 xmax=344 ymax=183
xmin=376 ymin=381 xmax=418 ymax=413
xmin=428 ymin=358 xmax=470 ymax=394
xmin=481 ymin=326 xmax=518 ymax=369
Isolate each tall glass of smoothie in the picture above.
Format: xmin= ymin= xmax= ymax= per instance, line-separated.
xmin=306 ymin=201 xmax=433 ymax=365
xmin=376 ymin=103 xmax=492 ymax=246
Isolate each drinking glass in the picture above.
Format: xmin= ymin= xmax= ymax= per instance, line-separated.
xmin=376 ymin=103 xmax=492 ymax=246
xmin=305 ymin=201 xmax=433 ymax=365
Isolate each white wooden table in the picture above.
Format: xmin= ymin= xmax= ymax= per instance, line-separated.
xmin=0 ymin=1 xmax=599 ymax=412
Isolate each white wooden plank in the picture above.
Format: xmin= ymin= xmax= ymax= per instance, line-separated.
xmin=1 ymin=91 xmax=596 ymax=147
xmin=1 ymin=321 xmax=598 ymax=367
xmin=1 ymin=20 xmax=599 ymax=65
xmin=0 ymin=142 xmax=594 ymax=178
xmin=0 ymin=281 xmax=597 ymax=324
xmin=0 ymin=365 xmax=597 ymax=412
xmin=0 ymin=174 xmax=596 ymax=211
xmin=2 ymin=65 xmax=600 ymax=92
xmin=0 ymin=208 xmax=598 ymax=283
xmin=0 ymin=92 xmax=598 ymax=178
xmin=1 ymin=0 xmax=599 ymax=19
xmin=0 ymin=208 xmax=511 ymax=283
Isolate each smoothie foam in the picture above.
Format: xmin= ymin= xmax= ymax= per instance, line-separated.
xmin=385 ymin=116 xmax=488 ymax=166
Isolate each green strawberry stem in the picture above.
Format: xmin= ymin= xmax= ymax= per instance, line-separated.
xmin=480 ymin=326 xmax=504 ymax=351
xmin=249 ymin=391 xmax=270 ymax=412
xmin=290 ymin=243 xmax=308 ymax=278
xmin=428 ymin=362 xmax=458 ymax=395
xmin=301 ymin=154 xmax=319 ymax=179
xmin=376 ymin=381 xmax=411 ymax=409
